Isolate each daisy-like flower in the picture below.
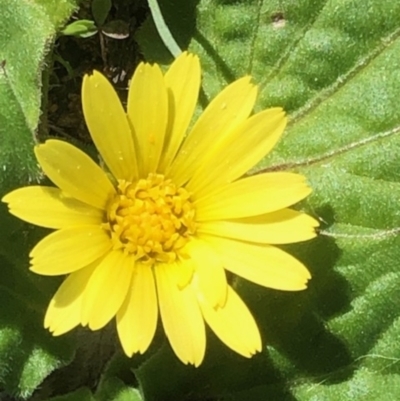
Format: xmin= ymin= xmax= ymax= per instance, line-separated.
xmin=3 ymin=52 xmax=318 ymax=366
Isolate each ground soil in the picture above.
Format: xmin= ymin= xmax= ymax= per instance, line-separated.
xmin=46 ymin=0 xmax=148 ymax=144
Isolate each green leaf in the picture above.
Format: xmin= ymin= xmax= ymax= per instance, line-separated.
xmin=293 ymin=369 xmax=400 ymax=400
xmin=0 ymin=0 xmax=79 ymax=398
xmin=46 ymin=387 xmax=95 ymax=401
xmin=228 ymin=369 xmax=400 ymax=401
xmin=3 ymin=0 xmax=400 ymax=399
xmin=134 ymin=0 xmax=198 ymax=63
xmin=62 ymin=19 xmax=98 ymax=38
xmin=91 ymin=0 xmax=112 ymax=27
xmin=0 ymin=0 xmax=78 ymax=193
xmin=135 ymin=0 xmax=400 ymax=400
xmin=101 ymin=20 xmax=130 ymax=40
xmin=95 ymin=377 xmax=144 ymax=401
xmin=147 ymin=0 xmax=182 ymax=57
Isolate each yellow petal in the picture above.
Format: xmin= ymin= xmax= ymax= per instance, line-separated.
xmin=127 ymin=63 xmax=168 ymax=175
xmin=201 ymin=235 xmax=311 ymax=291
xmin=198 ymin=285 xmax=261 ymax=358
xmin=81 ymin=250 xmax=133 ymax=330
xmin=188 ymin=108 xmax=287 ymax=197
xmin=195 ymin=173 xmax=312 ymax=220
xmin=168 ymin=77 xmax=257 ymax=186
xmin=198 ymin=209 xmax=319 ymax=244
xmin=45 ymin=262 xmax=98 ymax=336
xmin=2 ymin=186 xmax=104 ymax=229
xmin=117 ymin=263 xmax=158 ymax=356
xmin=185 ymin=238 xmax=227 ymax=307
xmin=174 ymin=259 xmax=194 ymax=289
xmin=155 ymin=263 xmax=206 ymax=367
xmin=35 ymin=140 xmax=116 ymax=210
xmin=30 ymin=226 xmax=111 ymax=276
xmin=158 ymin=52 xmax=201 ymax=171
xmin=82 ymin=71 xmax=138 ymax=181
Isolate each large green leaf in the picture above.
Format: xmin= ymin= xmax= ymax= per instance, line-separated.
xmin=135 ymin=0 xmax=400 ymax=399
xmin=0 ymin=0 xmax=77 ymax=192
xmin=2 ymin=0 xmax=400 ymax=399
xmin=0 ymin=0 xmax=79 ymax=399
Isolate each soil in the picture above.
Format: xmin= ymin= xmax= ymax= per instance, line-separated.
xmin=46 ymin=0 xmax=149 ymax=144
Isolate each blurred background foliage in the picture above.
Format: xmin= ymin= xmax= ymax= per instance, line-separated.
xmin=1 ymin=0 xmax=400 ymax=400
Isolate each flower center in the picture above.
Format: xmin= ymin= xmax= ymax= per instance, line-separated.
xmin=104 ymin=173 xmax=196 ymax=264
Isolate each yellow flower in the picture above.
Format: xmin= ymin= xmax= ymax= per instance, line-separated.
xmin=2 ymin=52 xmax=318 ymax=366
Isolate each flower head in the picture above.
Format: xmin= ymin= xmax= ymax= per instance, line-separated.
xmin=2 ymin=52 xmax=318 ymax=366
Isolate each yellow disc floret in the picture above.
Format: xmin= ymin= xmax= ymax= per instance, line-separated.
xmin=104 ymin=173 xmax=196 ymax=264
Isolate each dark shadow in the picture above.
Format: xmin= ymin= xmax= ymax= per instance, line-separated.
xmin=31 ymin=327 xmax=117 ymax=400
xmin=198 ymin=85 xmax=210 ymax=110
xmin=134 ymin=0 xmax=200 ymax=64
xmin=135 ymin=328 xmax=298 ymax=401
xmin=236 ymin=204 xmax=354 ymax=386
xmin=192 ymin=29 xmax=236 ymax=83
